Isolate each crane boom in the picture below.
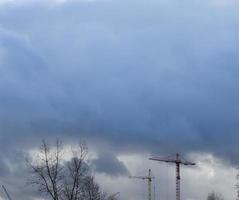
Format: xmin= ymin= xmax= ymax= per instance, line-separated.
xmin=2 ymin=185 xmax=13 ymax=200
xmin=129 ymin=169 xmax=155 ymax=200
xmin=108 ymin=192 xmax=120 ymax=200
xmin=149 ymin=153 xmax=195 ymax=200
xmin=129 ymin=176 xmax=150 ymax=180
xmin=149 ymin=157 xmax=176 ymax=163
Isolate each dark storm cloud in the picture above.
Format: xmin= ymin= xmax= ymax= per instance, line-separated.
xmin=1 ymin=1 xmax=239 ymax=199
xmin=92 ymin=153 xmax=129 ymax=177
xmin=0 ymin=150 xmax=40 ymax=200
xmin=0 ymin=0 xmax=239 ymax=169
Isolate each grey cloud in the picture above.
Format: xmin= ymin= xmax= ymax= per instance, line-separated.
xmin=92 ymin=153 xmax=129 ymax=177
xmin=0 ymin=150 xmax=40 ymax=200
xmin=0 ymin=0 xmax=238 ymax=167
xmin=0 ymin=1 xmax=239 ymax=199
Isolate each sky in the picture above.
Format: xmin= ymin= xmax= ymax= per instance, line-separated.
xmin=0 ymin=0 xmax=239 ymax=199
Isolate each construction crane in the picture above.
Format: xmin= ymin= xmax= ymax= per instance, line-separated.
xmin=108 ymin=192 xmax=120 ymax=200
xmin=2 ymin=185 xmax=13 ymax=200
xmin=129 ymin=169 xmax=155 ymax=200
xmin=149 ymin=153 xmax=195 ymax=200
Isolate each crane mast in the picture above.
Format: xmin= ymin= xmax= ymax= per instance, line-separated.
xmin=2 ymin=185 xmax=13 ymax=200
xmin=129 ymin=169 xmax=155 ymax=200
xmin=149 ymin=153 xmax=195 ymax=200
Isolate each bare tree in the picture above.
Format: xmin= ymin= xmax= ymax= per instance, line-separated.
xmin=27 ymin=139 xmax=109 ymax=200
xmin=27 ymin=139 xmax=64 ymax=200
xmin=63 ymin=143 xmax=89 ymax=200
xmin=81 ymin=176 xmax=106 ymax=200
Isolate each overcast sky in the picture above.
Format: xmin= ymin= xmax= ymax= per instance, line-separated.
xmin=0 ymin=0 xmax=239 ymax=199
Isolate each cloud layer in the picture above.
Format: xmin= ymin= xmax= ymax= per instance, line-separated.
xmin=0 ymin=0 xmax=239 ymax=199
xmin=0 ymin=0 xmax=239 ymax=159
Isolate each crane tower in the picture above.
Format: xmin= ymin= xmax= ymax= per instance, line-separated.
xmin=129 ymin=169 xmax=155 ymax=200
xmin=2 ymin=185 xmax=13 ymax=200
xmin=149 ymin=153 xmax=195 ymax=200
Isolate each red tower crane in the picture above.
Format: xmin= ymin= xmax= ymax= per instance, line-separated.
xmin=149 ymin=153 xmax=195 ymax=200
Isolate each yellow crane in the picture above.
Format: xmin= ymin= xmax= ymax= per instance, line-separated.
xmin=129 ymin=169 xmax=155 ymax=200
xmin=150 ymin=153 xmax=195 ymax=200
